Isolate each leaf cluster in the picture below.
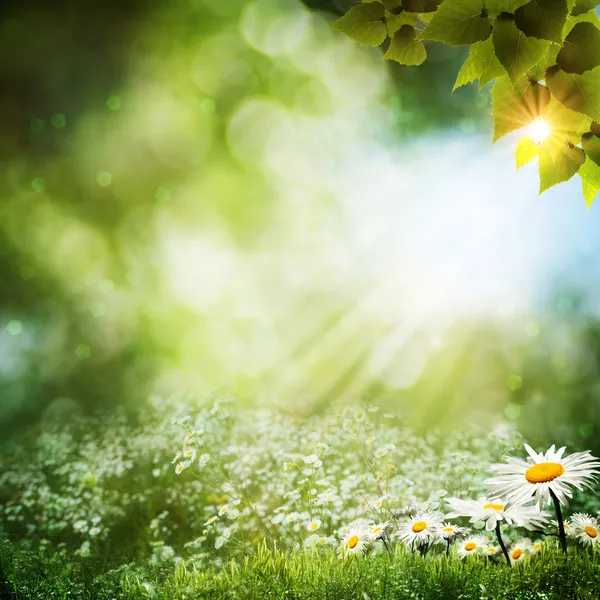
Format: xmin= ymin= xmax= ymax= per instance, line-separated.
xmin=332 ymin=0 xmax=600 ymax=205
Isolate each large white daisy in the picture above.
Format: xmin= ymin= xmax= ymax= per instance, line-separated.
xmin=338 ymin=518 xmax=372 ymax=557
xmin=397 ymin=510 xmax=443 ymax=548
xmin=485 ymin=444 xmax=600 ymax=507
xmin=446 ymin=496 xmax=549 ymax=531
xmin=570 ymin=513 xmax=600 ymax=548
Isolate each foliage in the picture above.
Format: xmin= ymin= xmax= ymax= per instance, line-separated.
xmin=332 ymin=0 xmax=600 ymax=205
xmin=2 ymin=537 xmax=600 ymax=599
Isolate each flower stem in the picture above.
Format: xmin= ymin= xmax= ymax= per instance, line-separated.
xmin=495 ymin=522 xmax=511 ymax=567
xmin=382 ymin=538 xmax=393 ymax=561
xmin=550 ymin=489 xmax=568 ymax=553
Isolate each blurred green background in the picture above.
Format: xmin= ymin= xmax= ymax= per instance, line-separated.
xmin=1 ymin=0 xmax=599 ymax=455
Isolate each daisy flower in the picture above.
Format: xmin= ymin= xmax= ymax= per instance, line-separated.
xmin=338 ymin=519 xmax=371 ymax=557
xmin=570 ymin=513 xmax=600 ymax=548
xmin=445 ymin=496 xmax=549 ymax=531
xmin=397 ymin=510 xmax=443 ymax=548
xmin=509 ymin=539 xmax=532 ymax=563
xmin=485 ymin=444 xmax=600 ymax=553
xmin=485 ymin=444 xmax=600 ymax=508
xmin=305 ymin=519 xmax=321 ymax=533
xmin=456 ymin=536 xmax=487 ymax=559
xmin=370 ymin=521 xmax=390 ymax=541
xmin=439 ymin=523 xmax=467 ymax=542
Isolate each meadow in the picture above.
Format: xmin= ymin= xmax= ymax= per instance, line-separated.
xmin=1 ymin=397 xmax=599 ymax=599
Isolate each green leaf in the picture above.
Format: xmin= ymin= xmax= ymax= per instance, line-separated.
xmin=582 ymin=132 xmax=600 ymax=165
xmin=486 ymin=0 xmax=530 ymax=17
xmin=453 ymin=36 xmax=504 ymax=90
xmin=331 ymin=4 xmax=387 ymax=47
xmin=572 ymin=0 xmax=600 ymax=16
xmin=556 ymin=22 xmax=600 ymax=73
xmin=492 ymin=76 xmax=552 ymax=141
xmin=542 ymin=95 xmax=593 ymax=142
xmin=493 ymin=13 xmax=550 ymax=80
xmin=563 ymin=6 xmax=600 ymax=37
xmin=516 ymin=136 xmax=540 ymax=169
xmin=384 ymin=25 xmax=427 ymax=65
xmin=402 ymin=0 xmax=443 ymax=11
xmin=386 ymin=10 xmax=419 ymax=36
xmin=514 ymin=0 xmax=569 ymax=43
xmin=420 ymin=0 xmax=492 ymax=46
xmin=579 ymin=157 xmax=600 ymax=207
xmin=538 ymin=138 xmax=586 ymax=192
xmin=546 ymin=65 xmax=600 ymax=121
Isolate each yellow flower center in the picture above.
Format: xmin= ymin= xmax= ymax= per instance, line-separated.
xmin=465 ymin=542 xmax=477 ymax=551
xmin=443 ymin=527 xmax=454 ymax=532
xmin=412 ymin=521 xmax=427 ymax=533
xmin=512 ymin=549 xmax=523 ymax=560
xmin=373 ymin=527 xmax=382 ymax=534
xmin=584 ymin=525 xmax=598 ymax=538
xmin=525 ymin=462 xmax=564 ymax=483
xmin=310 ymin=523 xmax=318 ymax=530
xmin=348 ymin=535 xmax=359 ymax=549
xmin=483 ymin=503 xmax=504 ymax=511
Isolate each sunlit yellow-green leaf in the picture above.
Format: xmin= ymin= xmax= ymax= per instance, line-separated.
xmin=453 ymin=36 xmax=504 ymax=90
xmin=546 ymin=65 xmax=600 ymax=121
xmin=538 ymin=138 xmax=586 ymax=193
xmin=579 ymin=156 xmax=600 ymax=207
xmin=516 ymin=136 xmax=539 ymax=169
xmin=492 ymin=76 xmax=551 ymax=141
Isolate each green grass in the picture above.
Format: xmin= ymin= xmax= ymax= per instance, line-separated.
xmin=2 ymin=538 xmax=600 ymax=600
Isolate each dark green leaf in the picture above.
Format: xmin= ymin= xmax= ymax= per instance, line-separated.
xmin=572 ymin=0 xmax=600 ymax=16
xmin=514 ymin=0 xmax=569 ymax=43
xmin=485 ymin=0 xmax=529 ymax=17
xmin=402 ymin=0 xmax=443 ymax=12
xmin=556 ymin=22 xmax=600 ymax=73
xmin=384 ymin=25 xmax=427 ymax=65
xmin=331 ymin=4 xmax=387 ymax=47
xmin=582 ymin=132 xmax=600 ymax=165
xmin=420 ymin=0 xmax=492 ymax=46
xmin=493 ymin=13 xmax=550 ymax=80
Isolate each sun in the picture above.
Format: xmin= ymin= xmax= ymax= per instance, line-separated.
xmin=526 ymin=118 xmax=552 ymax=144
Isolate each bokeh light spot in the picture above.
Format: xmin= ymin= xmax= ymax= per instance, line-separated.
xmin=155 ymin=187 xmax=171 ymax=203
xmin=51 ymin=113 xmax=67 ymax=128
xmin=31 ymin=178 xmax=45 ymax=192
xmin=6 ymin=320 xmax=22 ymax=336
xmin=97 ymin=172 xmax=113 ymax=187
xmin=106 ymin=95 xmax=122 ymax=111
xmin=504 ymin=403 xmax=521 ymax=421
xmin=507 ymin=374 xmax=523 ymax=391
xmin=75 ymin=344 xmax=92 ymax=359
